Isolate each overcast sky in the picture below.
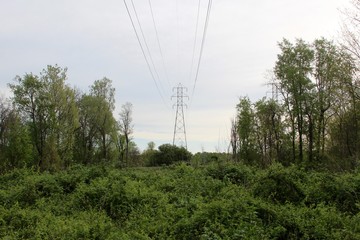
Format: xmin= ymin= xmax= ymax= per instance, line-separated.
xmin=0 ymin=0 xmax=351 ymax=153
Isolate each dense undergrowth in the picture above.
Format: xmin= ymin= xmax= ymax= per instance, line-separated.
xmin=0 ymin=162 xmax=360 ymax=239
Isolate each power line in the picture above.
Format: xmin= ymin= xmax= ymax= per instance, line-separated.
xmin=176 ymin=0 xmax=180 ymax=83
xmin=188 ymin=0 xmax=201 ymax=84
xmin=130 ymin=0 xmax=168 ymax=97
xmin=123 ymin=0 xmax=169 ymax=108
xmin=123 ymin=0 xmax=213 ymax=107
xmin=191 ymin=0 xmax=213 ymax=100
xmin=148 ymin=0 xmax=171 ymax=88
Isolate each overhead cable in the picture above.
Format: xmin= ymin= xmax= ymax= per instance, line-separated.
xmin=123 ymin=0 xmax=169 ymax=108
xmin=188 ymin=0 xmax=202 ymax=86
xmin=129 ymin=0 xmax=167 ymax=97
xmin=191 ymin=0 xmax=213 ymax=100
xmin=148 ymin=0 xmax=171 ymax=88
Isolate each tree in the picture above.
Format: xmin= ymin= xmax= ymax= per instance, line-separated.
xmin=74 ymin=93 xmax=100 ymax=164
xmin=127 ymin=142 xmax=141 ymax=166
xmin=229 ymin=117 xmax=239 ymax=161
xmin=90 ymin=78 xmax=117 ymax=162
xmin=274 ymin=39 xmax=314 ymax=164
xmin=253 ymin=98 xmax=284 ymax=167
xmin=337 ymin=1 xmax=360 ymax=167
xmin=74 ymin=78 xmax=117 ymax=164
xmin=311 ymin=39 xmax=355 ymax=162
xmin=118 ymin=102 xmax=133 ymax=166
xmin=147 ymin=141 xmax=156 ymax=151
xmin=326 ymin=54 xmax=359 ymax=167
xmin=141 ymin=141 xmax=157 ymax=167
xmin=9 ymin=65 xmax=78 ymax=170
xmin=90 ymin=77 xmax=115 ymax=110
xmin=9 ymin=73 xmax=44 ymax=167
xmin=0 ymin=97 xmax=32 ymax=171
xmin=234 ymin=96 xmax=287 ymax=166
xmin=148 ymin=144 xmax=192 ymax=166
xmin=236 ymin=96 xmax=257 ymax=164
xmin=273 ymin=38 xmax=358 ymax=169
xmin=40 ymin=65 xmax=79 ymax=168
xmin=341 ymin=0 xmax=360 ymax=66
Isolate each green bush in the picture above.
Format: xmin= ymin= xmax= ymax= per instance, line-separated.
xmin=206 ymin=163 xmax=253 ymax=187
xmin=305 ymin=172 xmax=360 ymax=214
xmin=54 ymin=164 xmax=108 ymax=195
xmin=172 ymin=198 xmax=267 ymax=239
xmin=72 ymin=175 xmax=130 ymax=221
xmin=253 ymin=164 xmax=305 ymax=204
xmin=1 ymin=163 xmax=360 ymax=239
xmin=148 ymin=144 xmax=192 ymax=166
xmin=0 ymin=204 xmax=122 ymax=239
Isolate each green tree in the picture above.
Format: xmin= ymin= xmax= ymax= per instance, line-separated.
xmin=341 ymin=0 xmax=360 ymax=65
xmin=9 ymin=65 xmax=78 ymax=170
xmin=236 ymin=96 xmax=257 ymax=164
xmin=326 ymin=54 xmax=358 ymax=169
xmin=74 ymin=78 xmax=117 ymax=164
xmin=253 ymin=98 xmax=284 ymax=167
xmin=90 ymin=78 xmax=116 ymax=162
xmin=273 ymin=38 xmax=358 ymax=169
xmin=40 ymin=65 xmax=79 ymax=168
xmin=148 ymin=144 xmax=192 ymax=166
xmin=147 ymin=141 xmax=156 ymax=151
xmin=229 ymin=117 xmax=239 ymax=161
xmin=127 ymin=141 xmax=141 ymax=166
xmin=74 ymin=93 xmax=100 ymax=164
xmin=0 ymin=97 xmax=32 ymax=171
xmin=118 ymin=102 xmax=133 ymax=166
xmin=275 ymin=39 xmax=315 ymax=164
xmin=141 ymin=142 xmax=157 ymax=167
xmin=9 ymin=73 xmax=44 ymax=167
xmin=312 ymin=39 xmax=355 ymax=162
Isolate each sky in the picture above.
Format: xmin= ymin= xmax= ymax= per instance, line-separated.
xmin=0 ymin=0 xmax=351 ymax=153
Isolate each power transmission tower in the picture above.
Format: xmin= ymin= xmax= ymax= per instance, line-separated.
xmin=271 ymin=81 xmax=279 ymax=101
xmin=266 ymin=80 xmax=279 ymax=102
xmin=172 ymin=83 xmax=189 ymax=149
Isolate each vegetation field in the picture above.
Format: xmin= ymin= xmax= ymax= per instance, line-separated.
xmin=2 ymin=2 xmax=360 ymax=239
xmin=1 ymin=161 xmax=359 ymax=239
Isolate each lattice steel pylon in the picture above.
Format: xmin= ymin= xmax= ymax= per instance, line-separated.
xmin=271 ymin=81 xmax=279 ymax=101
xmin=172 ymin=83 xmax=189 ymax=149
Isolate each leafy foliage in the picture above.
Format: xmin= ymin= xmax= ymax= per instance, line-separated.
xmin=1 ymin=163 xmax=360 ymax=239
xmin=253 ymin=164 xmax=305 ymax=204
xmin=148 ymin=144 xmax=192 ymax=166
xmin=231 ymin=38 xmax=360 ymax=171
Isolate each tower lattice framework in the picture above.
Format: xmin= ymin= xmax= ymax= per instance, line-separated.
xmin=172 ymin=83 xmax=188 ymax=149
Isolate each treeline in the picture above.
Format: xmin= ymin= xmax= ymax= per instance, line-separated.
xmin=231 ymin=38 xmax=360 ymax=171
xmin=2 ymin=38 xmax=360 ymax=173
xmin=0 ymin=65 xmax=137 ymax=172
xmin=0 ymin=66 xmax=193 ymax=172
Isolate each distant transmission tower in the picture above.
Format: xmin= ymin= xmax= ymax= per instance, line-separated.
xmin=266 ymin=79 xmax=279 ymax=101
xmin=271 ymin=81 xmax=279 ymax=101
xmin=172 ymin=83 xmax=189 ymax=149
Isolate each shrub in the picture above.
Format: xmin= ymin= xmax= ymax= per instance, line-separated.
xmin=253 ymin=164 xmax=305 ymax=204
xmin=148 ymin=144 xmax=192 ymax=166
xmin=72 ymin=176 xmax=130 ymax=221
xmin=172 ymin=198 xmax=267 ymax=239
xmin=55 ymin=164 xmax=108 ymax=194
xmin=1 ymin=162 xmax=360 ymax=238
xmin=305 ymin=173 xmax=360 ymax=214
xmin=206 ymin=163 xmax=253 ymax=186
